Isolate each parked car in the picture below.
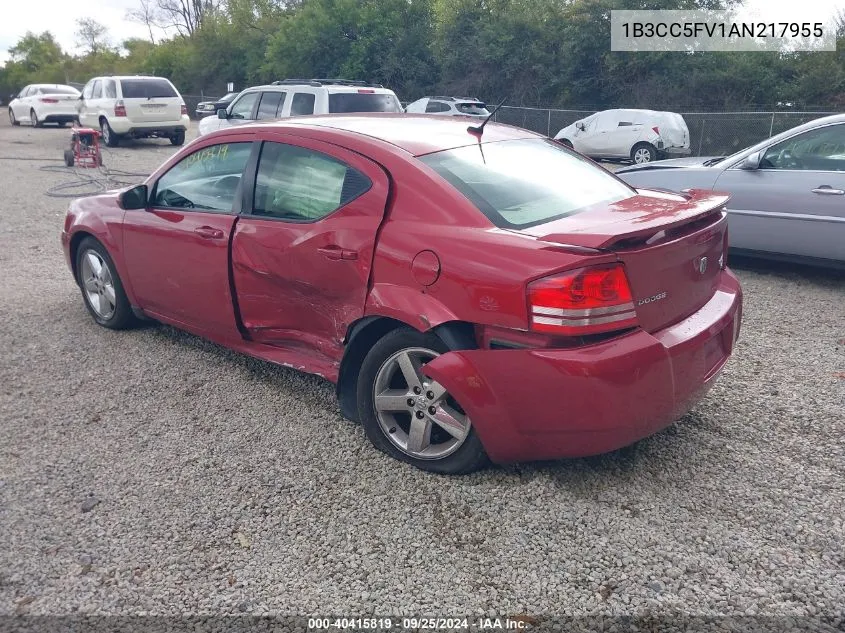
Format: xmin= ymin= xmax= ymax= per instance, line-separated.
xmin=616 ymin=114 xmax=845 ymax=268
xmin=195 ymin=91 xmax=239 ymax=117
xmin=404 ymin=96 xmax=490 ymax=117
xmin=62 ymin=114 xmax=742 ymax=474
xmin=555 ymin=109 xmax=690 ymax=164
xmin=198 ymin=79 xmax=403 ymax=137
xmin=8 ymin=84 xmax=80 ymax=127
xmin=77 ymin=75 xmax=190 ymax=147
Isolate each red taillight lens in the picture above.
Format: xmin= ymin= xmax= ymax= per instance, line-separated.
xmin=357 ymin=89 xmax=375 ymax=94
xmin=527 ymin=264 xmax=638 ymax=335
xmin=181 ymin=104 xmax=188 ymax=115
xmin=652 ymin=126 xmax=660 ymax=135
xmin=114 ymin=100 xmax=126 ymax=117
xmin=40 ymin=97 xmax=58 ymax=103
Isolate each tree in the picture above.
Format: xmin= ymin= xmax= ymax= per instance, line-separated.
xmin=75 ymin=18 xmax=112 ymax=55
xmin=127 ymin=0 xmax=160 ymax=43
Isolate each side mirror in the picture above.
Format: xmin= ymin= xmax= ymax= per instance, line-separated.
xmin=118 ymin=184 xmax=148 ymax=210
xmin=739 ymin=151 xmax=761 ymax=170
xmin=576 ymin=121 xmax=585 ymax=131
xmin=217 ymin=109 xmax=229 ymax=119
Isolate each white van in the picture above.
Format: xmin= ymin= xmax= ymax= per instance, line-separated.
xmin=78 ymin=76 xmax=189 ymax=147
xmin=198 ymin=79 xmax=403 ymax=137
xmin=554 ymin=109 xmax=690 ymax=164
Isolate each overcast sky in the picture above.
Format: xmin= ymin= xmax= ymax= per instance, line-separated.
xmin=1 ymin=0 xmax=843 ymax=65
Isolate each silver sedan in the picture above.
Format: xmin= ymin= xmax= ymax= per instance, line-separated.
xmin=616 ymin=114 xmax=845 ymax=268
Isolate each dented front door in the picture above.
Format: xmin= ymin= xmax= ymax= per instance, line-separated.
xmin=231 ymin=133 xmax=390 ymax=362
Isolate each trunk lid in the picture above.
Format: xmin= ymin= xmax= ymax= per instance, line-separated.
xmin=522 ymin=188 xmax=729 ymax=333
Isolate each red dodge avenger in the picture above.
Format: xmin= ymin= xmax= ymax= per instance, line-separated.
xmin=62 ymin=114 xmax=742 ymax=474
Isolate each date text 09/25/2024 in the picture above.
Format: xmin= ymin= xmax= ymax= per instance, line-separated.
xmin=308 ymin=617 xmax=531 ymax=630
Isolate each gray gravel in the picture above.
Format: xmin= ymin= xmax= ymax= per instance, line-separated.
xmin=0 ymin=118 xmax=843 ymax=626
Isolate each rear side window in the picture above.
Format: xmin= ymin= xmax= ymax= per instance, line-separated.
xmin=329 ymin=92 xmax=402 ymax=113
xmin=104 ymin=80 xmax=117 ymax=99
xmin=290 ymin=93 xmax=315 ymax=116
xmin=425 ymin=100 xmax=450 ymax=113
xmin=420 ymin=138 xmax=634 ymax=229
xmin=256 ymin=91 xmax=284 ymax=120
xmin=252 ymin=142 xmax=371 ymax=222
xmin=120 ymin=79 xmax=178 ymax=99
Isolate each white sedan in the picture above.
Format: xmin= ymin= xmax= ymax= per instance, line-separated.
xmin=8 ymin=84 xmax=81 ymax=127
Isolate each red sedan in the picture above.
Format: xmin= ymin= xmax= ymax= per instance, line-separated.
xmin=61 ymin=115 xmax=742 ymax=474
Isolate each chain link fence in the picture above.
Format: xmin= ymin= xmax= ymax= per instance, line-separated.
xmin=492 ymin=106 xmax=837 ymax=157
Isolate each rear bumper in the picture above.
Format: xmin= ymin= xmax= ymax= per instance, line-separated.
xmin=110 ymin=116 xmax=189 ymax=136
xmin=660 ymin=146 xmax=692 ymax=156
xmin=423 ymin=270 xmax=742 ymax=464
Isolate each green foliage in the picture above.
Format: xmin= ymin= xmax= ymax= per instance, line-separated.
xmin=2 ymin=0 xmax=844 ymax=110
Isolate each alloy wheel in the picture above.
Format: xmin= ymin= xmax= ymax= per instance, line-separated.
xmin=373 ymin=347 xmax=471 ymax=460
xmin=30 ymin=110 xmax=38 ymax=127
xmin=80 ymin=249 xmax=116 ymax=320
xmin=634 ymin=147 xmax=652 ymax=163
xmin=100 ymin=121 xmax=110 ymax=145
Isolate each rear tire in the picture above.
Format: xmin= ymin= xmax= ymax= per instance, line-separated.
xmin=100 ymin=118 xmax=119 ymax=147
xmin=75 ymin=237 xmax=136 ymax=330
xmin=30 ymin=109 xmax=41 ymax=128
xmin=356 ymin=328 xmax=488 ymax=475
xmin=170 ymin=129 xmax=186 ymax=146
xmin=58 ymin=121 xmax=67 ymax=128
xmin=631 ymin=142 xmax=657 ymax=164
xmin=9 ymin=108 xmax=19 ymax=126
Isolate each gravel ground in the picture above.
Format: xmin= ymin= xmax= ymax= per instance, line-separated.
xmin=0 ymin=118 xmax=843 ymax=628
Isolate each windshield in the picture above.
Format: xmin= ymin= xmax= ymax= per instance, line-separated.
xmin=420 ymin=139 xmax=634 ymax=229
xmin=328 ymin=92 xmax=402 ymax=113
xmin=457 ymin=102 xmax=489 ymax=116
xmin=120 ymin=79 xmax=178 ymax=99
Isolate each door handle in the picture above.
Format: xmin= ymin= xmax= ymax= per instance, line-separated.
xmin=194 ymin=226 xmax=225 ymax=239
xmin=318 ymin=245 xmax=358 ymax=261
xmin=812 ymin=186 xmax=845 ymax=195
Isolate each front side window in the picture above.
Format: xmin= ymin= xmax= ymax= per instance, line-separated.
xmin=152 ymin=142 xmax=253 ymax=212
xmin=761 ymin=124 xmax=845 ymax=172
xmin=420 ymin=138 xmax=634 ymax=229
xmin=290 ymin=92 xmax=316 ymax=116
xmin=19 ymin=86 xmax=31 ymax=98
xmin=82 ymin=82 xmax=94 ymax=100
xmin=252 ymin=142 xmax=371 ymax=222
xmin=91 ymin=80 xmax=102 ymax=99
xmin=256 ymin=91 xmax=285 ymax=120
xmin=229 ymin=92 xmax=258 ymax=119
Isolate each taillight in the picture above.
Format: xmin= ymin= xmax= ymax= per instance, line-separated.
xmin=527 ymin=264 xmax=638 ymax=335
xmin=114 ymin=100 xmax=126 ymax=117
xmin=40 ymin=97 xmax=58 ymax=103
xmin=652 ymin=126 xmax=660 ymax=136
xmin=181 ymin=104 xmax=188 ymax=115
xmin=358 ymin=89 xmax=375 ymax=94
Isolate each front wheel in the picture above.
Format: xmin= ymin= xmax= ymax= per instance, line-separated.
xmin=631 ymin=142 xmax=657 ymax=164
xmin=9 ymin=108 xmax=19 ymax=126
xmin=75 ymin=237 xmax=136 ymax=329
xmin=356 ymin=328 xmax=488 ymax=474
xmin=100 ymin=119 xmax=119 ymax=147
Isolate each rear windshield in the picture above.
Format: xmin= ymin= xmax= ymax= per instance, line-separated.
xmin=38 ymin=86 xmax=79 ymax=95
xmin=328 ymin=92 xmax=402 ymax=113
xmin=120 ymin=79 xmax=178 ymax=99
xmin=420 ymin=139 xmax=634 ymax=229
xmin=456 ymin=102 xmax=489 ymax=115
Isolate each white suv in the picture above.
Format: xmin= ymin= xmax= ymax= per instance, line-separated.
xmin=77 ymin=76 xmax=190 ymax=147
xmin=198 ymin=79 xmax=402 ymax=137
xmin=404 ymin=96 xmax=490 ymax=117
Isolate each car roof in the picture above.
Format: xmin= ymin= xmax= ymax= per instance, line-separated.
xmin=243 ymin=83 xmax=396 ymax=94
xmin=252 ymin=113 xmax=539 ymax=156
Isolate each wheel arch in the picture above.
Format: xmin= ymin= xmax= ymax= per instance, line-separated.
xmin=335 ymin=315 xmax=477 ymax=422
